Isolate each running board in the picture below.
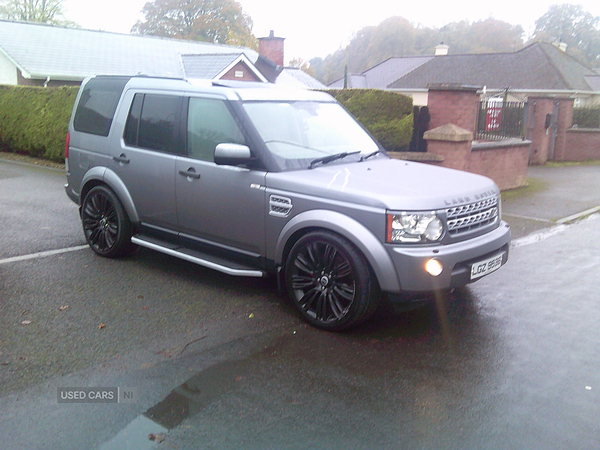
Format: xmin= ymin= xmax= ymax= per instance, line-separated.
xmin=131 ymin=236 xmax=265 ymax=277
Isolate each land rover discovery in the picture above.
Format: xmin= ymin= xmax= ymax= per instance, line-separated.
xmin=65 ymin=76 xmax=511 ymax=330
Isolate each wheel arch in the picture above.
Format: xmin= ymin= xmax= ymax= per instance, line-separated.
xmin=80 ymin=167 xmax=140 ymax=224
xmin=275 ymin=210 xmax=400 ymax=293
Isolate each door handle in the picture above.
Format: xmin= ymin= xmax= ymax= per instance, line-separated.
xmin=113 ymin=154 xmax=130 ymax=164
xmin=179 ymin=168 xmax=201 ymax=180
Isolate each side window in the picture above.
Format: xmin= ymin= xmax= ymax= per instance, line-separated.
xmin=123 ymin=93 xmax=143 ymax=147
xmin=73 ymin=77 xmax=128 ymax=136
xmin=124 ymin=94 xmax=182 ymax=154
xmin=187 ymin=98 xmax=246 ymax=162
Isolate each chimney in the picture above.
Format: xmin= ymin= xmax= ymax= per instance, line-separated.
xmin=258 ymin=30 xmax=285 ymax=67
xmin=553 ymin=41 xmax=567 ymax=52
xmin=435 ymin=43 xmax=449 ymax=56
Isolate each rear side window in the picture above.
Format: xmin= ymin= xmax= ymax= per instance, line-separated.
xmin=187 ymin=97 xmax=246 ymax=162
xmin=73 ymin=77 xmax=128 ymax=136
xmin=124 ymin=93 xmax=182 ymax=154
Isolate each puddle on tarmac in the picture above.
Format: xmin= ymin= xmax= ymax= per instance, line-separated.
xmin=98 ymin=287 xmax=488 ymax=449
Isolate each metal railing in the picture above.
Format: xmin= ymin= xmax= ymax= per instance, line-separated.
xmin=476 ymin=100 xmax=528 ymax=141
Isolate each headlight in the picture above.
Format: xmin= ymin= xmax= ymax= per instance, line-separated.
xmin=386 ymin=211 xmax=444 ymax=243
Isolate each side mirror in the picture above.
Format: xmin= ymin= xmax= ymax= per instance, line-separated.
xmin=214 ymin=143 xmax=253 ymax=166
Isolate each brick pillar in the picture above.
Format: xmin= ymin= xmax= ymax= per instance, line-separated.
xmin=258 ymin=30 xmax=285 ymax=67
xmin=527 ymin=97 xmax=555 ymax=165
xmin=424 ymin=123 xmax=473 ymax=171
xmin=427 ymin=84 xmax=481 ymax=134
xmin=552 ymin=98 xmax=574 ymax=162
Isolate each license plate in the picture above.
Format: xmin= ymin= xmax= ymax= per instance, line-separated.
xmin=471 ymin=253 xmax=503 ymax=280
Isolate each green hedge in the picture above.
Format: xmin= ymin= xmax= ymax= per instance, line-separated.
xmin=573 ymin=107 xmax=600 ymax=129
xmin=0 ymin=85 xmax=416 ymax=162
xmin=326 ymin=89 xmax=414 ymax=151
xmin=0 ymin=85 xmax=78 ymax=162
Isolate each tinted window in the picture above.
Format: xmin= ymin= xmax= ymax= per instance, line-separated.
xmin=187 ymin=98 xmax=246 ymax=161
xmin=124 ymin=94 xmax=182 ymax=153
xmin=73 ymin=77 xmax=128 ymax=136
xmin=123 ymin=93 xmax=143 ymax=147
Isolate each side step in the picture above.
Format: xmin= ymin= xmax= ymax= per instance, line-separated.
xmin=131 ymin=235 xmax=265 ymax=277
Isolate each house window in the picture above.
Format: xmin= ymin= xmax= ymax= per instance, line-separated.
xmin=235 ymin=71 xmax=244 ymax=78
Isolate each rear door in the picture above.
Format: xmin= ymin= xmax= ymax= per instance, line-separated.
xmin=175 ymin=96 xmax=266 ymax=263
xmin=109 ymin=91 xmax=183 ymax=236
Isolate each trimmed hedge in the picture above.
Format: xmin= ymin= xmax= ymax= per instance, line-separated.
xmin=0 ymin=85 xmax=416 ymax=162
xmin=0 ymin=85 xmax=78 ymax=162
xmin=573 ymin=107 xmax=600 ymax=129
xmin=327 ymin=89 xmax=414 ymax=151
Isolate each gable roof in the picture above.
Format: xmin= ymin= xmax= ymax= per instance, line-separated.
xmin=276 ymin=67 xmax=327 ymax=89
xmin=181 ymin=53 xmax=267 ymax=82
xmin=0 ymin=20 xmax=260 ymax=81
xmin=388 ymin=43 xmax=597 ymax=92
xmin=329 ymin=56 xmax=433 ymax=89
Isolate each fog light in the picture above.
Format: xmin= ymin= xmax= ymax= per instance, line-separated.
xmin=425 ymin=259 xmax=443 ymax=276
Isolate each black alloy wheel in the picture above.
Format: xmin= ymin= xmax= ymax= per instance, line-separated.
xmin=285 ymin=231 xmax=379 ymax=331
xmin=81 ymin=185 xmax=134 ymax=258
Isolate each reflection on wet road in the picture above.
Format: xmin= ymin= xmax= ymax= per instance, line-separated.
xmin=2 ymin=160 xmax=599 ymax=450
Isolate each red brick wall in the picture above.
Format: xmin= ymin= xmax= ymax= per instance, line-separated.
xmin=552 ymin=98 xmax=574 ymax=161
xmin=427 ymin=87 xmax=480 ymax=133
xmin=563 ymin=129 xmax=600 ymax=161
xmin=468 ymin=142 xmax=530 ymax=190
xmin=526 ymin=97 xmax=554 ymax=165
xmin=220 ymin=62 xmax=263 ymax=82
xmin=426 ymin=140 xmax=471 ymax=171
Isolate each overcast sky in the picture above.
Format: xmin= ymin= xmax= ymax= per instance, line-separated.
xmin=63 ymin=0 xmax=600 ymax=63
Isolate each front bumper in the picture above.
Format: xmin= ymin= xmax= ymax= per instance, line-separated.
xmin=386 ymin=221 xmax=511 ymax=292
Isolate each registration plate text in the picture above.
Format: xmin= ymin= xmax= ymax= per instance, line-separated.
xmin=471 ymin=253 xmax=503 ymax=280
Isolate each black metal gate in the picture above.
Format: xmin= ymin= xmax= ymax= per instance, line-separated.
xmin=476 ymin=94 xmax=528 ymax=141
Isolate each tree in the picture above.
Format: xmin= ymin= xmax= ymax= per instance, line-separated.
xmin=438 ymin=19 xmax=524 ymax=54
xmin=532 ymin=4 xmax=600 ymax=68
xmin=288 ymin=58 xmax=316 ymax=77
xmin=313 ymin=16 xmax=525 ymax=85
xmin=132 ymin=0 xmax=256 ymax=48
xmin=0 ymin=0 xmax=74 ymax=25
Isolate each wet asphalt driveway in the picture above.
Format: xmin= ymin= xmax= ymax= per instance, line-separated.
xmin=1 ymin=158 xmax=599 ymax=449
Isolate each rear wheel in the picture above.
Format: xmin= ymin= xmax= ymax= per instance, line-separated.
xmin=81 ymin=185 xmax=135 ymax=258
xmin=285 ymin=231 xmax=379 ymax=331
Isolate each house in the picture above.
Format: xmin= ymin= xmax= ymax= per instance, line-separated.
xmin=0 ymin=20 xmax=325 ymax=89
xmin=330 ymin=43 xmax=600 ymax=106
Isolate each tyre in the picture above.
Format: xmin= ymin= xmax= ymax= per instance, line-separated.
xmin=285 ymin=231 xmax=379 ymax=331
xmin=81 ymin=185 xmax=135 ymax=258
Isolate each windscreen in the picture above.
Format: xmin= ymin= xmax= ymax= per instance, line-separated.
xmin=243 ymin=101 xmax=379 ymax=171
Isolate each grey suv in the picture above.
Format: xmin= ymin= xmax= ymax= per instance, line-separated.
xmin=65 ymin=76 xmax=511 ymax=330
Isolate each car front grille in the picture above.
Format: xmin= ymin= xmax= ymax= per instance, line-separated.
xmin=446 ymin=196 xmax=499 ymax=236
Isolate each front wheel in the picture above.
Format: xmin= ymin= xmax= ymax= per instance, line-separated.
xmin=81 ymin=185 xmax=135 ymax=258
xmin=285 ymin=231 xmax=379 ymax=331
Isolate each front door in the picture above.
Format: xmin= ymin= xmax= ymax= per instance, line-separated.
xmin=175 ymin=97 xmax=266 ymax=262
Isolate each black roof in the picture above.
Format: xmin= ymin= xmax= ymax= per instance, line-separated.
xmin=388 ymin=43 xmax=597 ymax=92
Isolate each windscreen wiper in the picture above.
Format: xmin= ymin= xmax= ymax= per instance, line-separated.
xmin=359 ymin=150 xmax=381 ymax=161
xmin=309 ymin=151 xmax=361 ymax=169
